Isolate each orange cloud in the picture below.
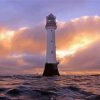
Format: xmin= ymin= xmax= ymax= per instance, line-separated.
xmin=0 ymin=28 xmax=15 ymax=56
xmin=56 ymin=16 xmax=100 ymax=73
xmin=56 ymin=16 xmax=100 ymax=59
xmin=11 ymin=27 xmax=45 ymax=54
xmin=62 ymin=40 xmax=100 ymax=72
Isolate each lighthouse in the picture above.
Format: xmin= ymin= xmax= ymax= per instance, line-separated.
xmin=43 ymin=13 xmax=60 ymax=76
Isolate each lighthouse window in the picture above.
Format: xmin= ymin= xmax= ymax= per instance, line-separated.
xmin=51 ymin=40 xmax=53 ymax=42
xmin=51 ymin=51 xmax=53 ymax=54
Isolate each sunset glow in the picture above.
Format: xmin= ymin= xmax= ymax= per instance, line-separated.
xmin=57 ymin=32 xmax=100 ymax=59
xmin=0 ymin=2 xmax=100 ymax=99
xmin=0 ymin=30 xmax=15 ymax=41
xmin=0 ymin=14 xmax=100 ymax=74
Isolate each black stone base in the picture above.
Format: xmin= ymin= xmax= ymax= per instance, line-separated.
xmin=43 ymin=63 xmax=60 ymax=76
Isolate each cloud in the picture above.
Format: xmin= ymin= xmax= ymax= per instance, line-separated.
xmin=0 ymin=16 xmax=100 ymax=74
xmin=57 ymin=16 xmax=100 ymax=49
xmin=11 ymin=23 xmax=46 ymax=54
xmin=0 ymin=53 xmax=45 ymax=74
xmin=63 ymin=40 xmax=100 ymax=71
xmin=56 ymin=16 xmax=100 ymax=73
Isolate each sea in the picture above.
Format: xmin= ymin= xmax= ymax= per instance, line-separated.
xmin=0 ymin=74 xmax=100 ymax=100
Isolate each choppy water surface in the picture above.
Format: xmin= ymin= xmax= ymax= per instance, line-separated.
xmin=0 ymin=74 xmax=100 ymax=100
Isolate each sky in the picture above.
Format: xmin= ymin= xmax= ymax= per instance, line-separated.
xmin=0 ymin=0 xmax=100 ymax=75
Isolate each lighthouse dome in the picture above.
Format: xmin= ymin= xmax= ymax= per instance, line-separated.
xmin=47 ymin=13 xmax=56 ymax=20
xmin=46 ymin=13 xmax=57 ymax=29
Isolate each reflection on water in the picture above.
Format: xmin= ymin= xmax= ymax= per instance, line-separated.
xmin=0 ymin=75 xmax=100 ymax=100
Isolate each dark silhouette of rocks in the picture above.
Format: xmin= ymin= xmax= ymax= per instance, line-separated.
xmin=7 ymin=88 xmax=22 ymax=96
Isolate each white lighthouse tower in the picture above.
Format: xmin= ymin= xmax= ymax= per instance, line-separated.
xmin=43 ymin=13 xmax=60 ymax=76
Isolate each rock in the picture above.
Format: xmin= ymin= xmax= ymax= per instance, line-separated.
xmin=0 ymin=87 xmax=7 ymax=92
xmin=7 ymin=88 xmax=22 ymax=96
xmin=0 ymin=96 xmax=11 ymax=100
xmin=86 ymin=95 xmax=100 ymax=100
xmin=43 ymin=63 xmax=60 ymax=76
xmin=67 ymin=86 xmax=80 ymax=91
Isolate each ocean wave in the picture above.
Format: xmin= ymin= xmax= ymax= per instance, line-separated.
xmin=0 ymin=75 xmax=100 ymax=100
